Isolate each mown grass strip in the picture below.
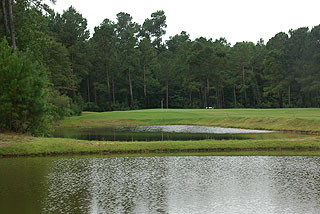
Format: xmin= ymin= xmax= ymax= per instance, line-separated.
xmin=2 ymin=108 xmax=320 ymax=157
xmin=58 ymin=108 xmax=320 ymax=133
xmin=1 ymin=133 xmax=320 ymax=157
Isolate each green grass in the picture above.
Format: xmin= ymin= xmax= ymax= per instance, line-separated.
xmin=59 ymin=108 xmax=320 ymax=132
xmin=1 ymin=132 xmax=320 ymax=157
xmin=2 ymin=108 xmax=320 ymax=157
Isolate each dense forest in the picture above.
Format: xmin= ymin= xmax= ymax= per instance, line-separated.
xmin=1 ymin=0 xmax=320 ymax=134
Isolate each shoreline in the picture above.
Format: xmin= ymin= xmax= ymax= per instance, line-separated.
xmin=1 ymin=132 xmax=320 ymax=158
xmin=2 ymin=147 xmax=320 ymax=158
xmin=1 ymin=108 xmax=320 ymax=158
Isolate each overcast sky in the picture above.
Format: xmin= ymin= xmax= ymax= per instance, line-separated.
xmin=47 ymin=0 xmax=320 ymax=45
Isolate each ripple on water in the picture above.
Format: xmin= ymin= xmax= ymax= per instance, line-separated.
xmin=40 ymin=156 xmax=320 ymax=214
xmin=130 ymin=125 xmax=273 ymax=134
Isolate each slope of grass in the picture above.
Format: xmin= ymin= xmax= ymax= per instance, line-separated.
xmin=59 ymin=108 xmax=320 ymax=132
xmin=2 ymin=108 xmax=320 ymax=157
xmin=1 ymin=132 xmax=320 ymax=157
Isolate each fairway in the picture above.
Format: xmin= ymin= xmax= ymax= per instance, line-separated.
xmin=60 ymin=108 xmax=320 ymax=133
xmin=2 ymin=108 xmax=320 ymax=158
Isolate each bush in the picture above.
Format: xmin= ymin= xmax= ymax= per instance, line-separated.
xmin=48 ymin=89 xmax=72 ymax=120
xmin=83 ymin=102 xmax=100 ymax=112
xmin=69 ymin=102 xmax=83 ymax=116
xmin=110 ymin=102 xmax=130 ymax=111
xmin=0 ymin=39 xmax=52 ymax=135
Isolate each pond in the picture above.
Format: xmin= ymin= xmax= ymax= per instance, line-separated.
xmin=1 ymin=156 xmax=320 ymax=214
xmin=53 ymin=125 xmax=276 ymax=141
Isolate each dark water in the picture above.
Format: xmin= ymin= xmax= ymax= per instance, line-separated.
xmin=1 ymin=156 xmax=320 ymax=214
xmin=53 ymin=125 xmax=275 ymax=141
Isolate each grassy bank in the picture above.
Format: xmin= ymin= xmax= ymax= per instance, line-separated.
xmin=1 ymin=108 xmax=320 ymax=157
xmin=1 ymin=132 xmax=320 ymax=157
xmin=59 ymin=108 xmax=320 ymax=133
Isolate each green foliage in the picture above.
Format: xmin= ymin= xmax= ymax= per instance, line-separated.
xmin=49 ymin=6 xmax=89 ymax=49
xmin=68 ymin=94 xmax=83 ymax=116
xmin=141 ymin=10 xmax=167 ymax=48
xmin=48 ymin=89 xmax=72 ymax=120
xmin=49 ymin=6 xmax=91 ymax=93
xmin=3 ymin=0 xmax=320 ymax=119
xmin=43 ymin=40 xmax=75 ymax=94
xmin=0 ymin=38 xmax=51 ymax=135
xmin=83 ymin=102 xmax=100 ymax=112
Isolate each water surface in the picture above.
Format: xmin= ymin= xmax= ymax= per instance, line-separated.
xmin=53 ymin=125 xmax=275 ymax=141
xmin=1 ymin=156 xmax=320 ymax=214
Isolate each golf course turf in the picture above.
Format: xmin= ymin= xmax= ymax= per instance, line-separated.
xmin=1 ymin=108 xmax=320 ymax=157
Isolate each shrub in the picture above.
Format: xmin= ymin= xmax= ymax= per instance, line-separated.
xmin=0 ymin=39 xmax=52 ymax=135
xmin=83 ymin=102 xmax=100 ymax=112
xmin=48 ymin=89 xmax=72 ymax=120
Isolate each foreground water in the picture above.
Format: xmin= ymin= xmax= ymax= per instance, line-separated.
xmin=1 ymin=156 xmax=320 ymax=214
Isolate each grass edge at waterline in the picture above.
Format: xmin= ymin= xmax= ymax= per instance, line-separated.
xmin=2 ymin=108 xmax=320 ymax=157
xmin=58 ymin=108 xmax=320 ymax=133
xmin=1 ymin=133 xmax=320 ymax=157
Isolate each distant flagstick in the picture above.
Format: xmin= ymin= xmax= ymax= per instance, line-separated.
xmin=161 ymin=98 xmax=165 ymax=110
xmin=161 ymin=98 xmax=165 ymax=121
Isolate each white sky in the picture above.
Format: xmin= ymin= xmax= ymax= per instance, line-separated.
xmin=47 ymin=0 xmax=320 ymax=45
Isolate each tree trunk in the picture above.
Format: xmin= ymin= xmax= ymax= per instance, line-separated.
xmin=318 ymin=91 xmax=320 ymax=108
xmin=106 ymin=68 xmax=111 ymax=106
xmin=199 ymin=83 xmax=202 ymax=108
xmin=222 ymin=88 xmax=225 ymax=108
xmin=242 ymin=66 xmax=247 ymax=107
xmin=216 ymin=88 xmax=219 ymax=108
xmin=87 ymin=78 xmax=90 ymax=102
xmin=2 ymin=0 xmax=9 ymax=37
xmin=71 ymin=53 xmax=75 ymax=98
xmin=143 ymin=64 xmax=147 ymax=107
xmin=278 ymin=91 xmax=283 ymax=108
xmin=207 ymin=78 xmax=210 ymax=95
xmin=218 ymin=88 xmax=223 ymax=109
xmin=255 ymin=85 xmax=261 ymax=105
xmin=128 ymin=69 xmax=134 ymax=110
xmin=112 ymin=77 xmax=115 ymax=104
xmin=233 ymin=85 xmax=237 ymax=107
xmin=94 ymin=83 xmax=97 ymax=104
xmin=207 ymin=78 xmax=210 ymax=106
xmin=204 ymin=86 xmax=207 ymax=108
xmin=8 ymin=0 xmax=15 ymax=51
xmin=302 ymin=93 xmax=306 ymax=107
xmin=166 ymin=76 xmax=169 ymax=109
xmin=288 ymin=85 xmax=291 ymax=107
xmin=251 ymin=66 xmax=260 ymax=105
xmin=189 ymin=90 xmax=192 ymax=108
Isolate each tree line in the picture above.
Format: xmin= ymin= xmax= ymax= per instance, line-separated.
xmin=0 ymin=1 xmax=320 ymax=134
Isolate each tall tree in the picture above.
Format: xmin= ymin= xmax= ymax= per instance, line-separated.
xmin=288 ymin=27 xmax=311 ymax=107
xmin=158 ymin=50 xmax=174 ymax=108
xmin=7 ymin=0 xmax=15 ymax=50
xmin=116 ymin=12 xmax=140 ymax=109
xmin=49 ymin=6 xmax=90 ymax=98
xmin=264 ymin=32 xmax=289 ymax=108
xmin=1 ymin=0 xmax=9 ymax=38
xmin=138 ymin=37 xmax=157 ymax=107
xmin=166 ymin=31 xmax=192 ymax=108
xmin=141 ymin=10 xmax=167 ymax=49
xmin=90 ymin=18 xmax=118 ymax=109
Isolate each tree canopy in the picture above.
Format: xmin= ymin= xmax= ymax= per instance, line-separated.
xmin=1 ymin=1 xmax=320 ymax=134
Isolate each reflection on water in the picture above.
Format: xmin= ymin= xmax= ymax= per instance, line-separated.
xmin=53 ymin=125 xmax=277 ymax=141
xmin=131 ymin=125 xmax=273 ymax=134
xmin=1 ymin=156 xmax=320 ymax=214
xmin=42 ymin=157 xmax=169 ymax=214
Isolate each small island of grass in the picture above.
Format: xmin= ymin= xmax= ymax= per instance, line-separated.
xmin=1 ymin=108 xmax=320 ymax=157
